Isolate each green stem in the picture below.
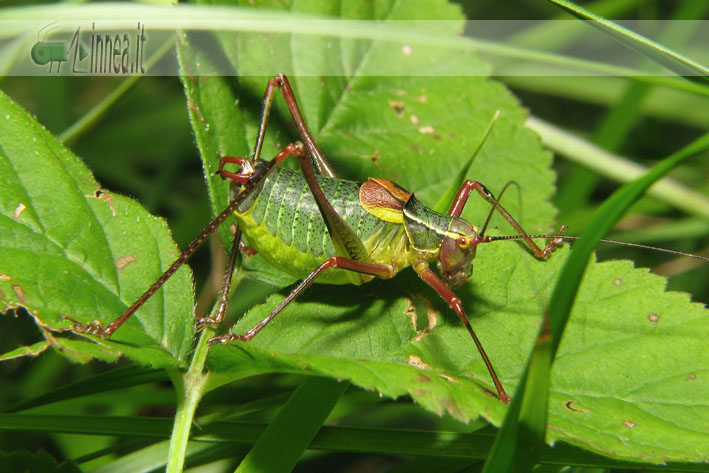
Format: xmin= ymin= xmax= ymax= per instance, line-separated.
xmin=165 ymin=327 xmax=213 ymax=473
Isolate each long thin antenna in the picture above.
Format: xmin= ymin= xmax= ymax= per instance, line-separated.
xmin=479 ymin=181 xmax=521 ymax=237
xmin=484 ymin=234 xmax=709 ymax=261
xmin=38 ymin=22 xmax=59 ymax=42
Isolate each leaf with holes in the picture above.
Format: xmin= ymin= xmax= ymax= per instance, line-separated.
xmin=0 ymin=91 xmax=194 ymax=366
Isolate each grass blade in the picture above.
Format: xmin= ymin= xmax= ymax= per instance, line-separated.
xmin=234 ymin=376 xmax=348 ymax=473
xmin=6 ymin=365 xmax=167 ymax=413
xmin=3 ymin=414 xmax=709 ymax=470
xmin=547 ymin=0 xmax=709 ymax=82
xmin=433 ymin=111 xmax=499 ymax=214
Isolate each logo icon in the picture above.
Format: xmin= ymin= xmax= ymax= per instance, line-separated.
xmin=31 ymin=22 xmax=89 ymax=73
xmin=31 ymin=23 xmax=69 ymax=72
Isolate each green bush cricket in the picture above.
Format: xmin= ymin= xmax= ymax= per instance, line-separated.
xmin=63 ymin=74 xmax=708 ymax=404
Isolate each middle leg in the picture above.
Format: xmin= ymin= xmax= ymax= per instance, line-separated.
xmin=209 ymin=257 xmax=396 ymax=344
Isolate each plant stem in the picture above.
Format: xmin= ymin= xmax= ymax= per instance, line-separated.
xmin=165 ymin=328 xmax=213 ymax=473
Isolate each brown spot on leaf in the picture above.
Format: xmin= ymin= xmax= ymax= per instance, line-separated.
xmin=184 ymin=68 xmax=196 ymax=83
xmin=388 ymin=100 xmax=405 ymax=117
xmin=648 ymin=313 xmax=659 ymax=323
xmin=405 ymin=293 xmax=438 ymax=341
xmin=361 ymin=149 xmax=380 ymax=165
xmin=410 ymin=144 xmax=422 ymax=153
xmin=115 ymin=255 xmax=136 ymax=270
xmin=405 ymin=298 xmax=418 ymax=332
xmin=613 ymin=278 xmax=622 ymax=286
xmin=88 ymin=188 xmax=116 ymax=216
xmin=13 ymin=285 xmax=26 ymax=303
xmin=564 ymin=400 xmax=589 ymax=412
xmin=438 ymin=373 xmax=459 ymax=383
xmin=417 ymin=372 xmax=432 ymax=383
xmin=13 ymin=203 xmax=26 ymax=219
xmin=416 ymin=95 xmax=427 ymax=103
xmin=623 ymin=420 xmax=636 ymax=428
xmin=409 ymin=115 xmax=419 ymax=126
xmin=402 ymin=44 xmax=412 ymax=56
xmin=444 ymin=398 xmax=465 ymax=420
xmin=99 ymin=192 xmax=116 ymax=216
xmin=418 ymin=126 xmax=434 ymax=134
xmin=188 ymin=100 xmax=205 ymax=122
xmin=685 ymin=374 xmax=697 ymax=381
xmin=396 ymin=90 xmax=406 ymax=97
xmin=408 ymin=355 xmax=431 ymax=370
xmin=0 ymin=273 xmax=11 ymax=281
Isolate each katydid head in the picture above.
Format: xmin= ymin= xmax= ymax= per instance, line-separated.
xmin=437 ymin=218 xmax=482 ymax=288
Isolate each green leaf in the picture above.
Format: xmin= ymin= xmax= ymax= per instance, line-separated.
xmin=0 ymin=449 xmax=81 ymax=473
xmin=0 ymin=340 xmax=49 ymax=361
xmin=176 ymin=36 xmax=250 ymax=254
xmin=0 ymin=90 xmax=194 ymax=366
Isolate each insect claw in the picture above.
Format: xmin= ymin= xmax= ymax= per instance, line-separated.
xmin=61 ymin=314 xmax=80 ymax=324
xmin=239 ymin=240 xmax=257 ymax=256
xmin=208 ymin=334 xmax=234 ymax=345
xmin=194 ymin=317 xmax=218 ymax=332
xmin=218 ymin=156 xmax=255 ymax=183
xmin=207 ymin=332 xmax=251 ymax=345
xmin=61 ymin=315 xmax=112 ymax=337
xmin=542 ymin=224 xmax=567 ymax=258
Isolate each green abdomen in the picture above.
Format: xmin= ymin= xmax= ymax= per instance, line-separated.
xmin=235 ymin=167 xmax=388 ymax=284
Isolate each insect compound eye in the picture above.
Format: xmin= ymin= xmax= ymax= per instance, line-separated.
xmin=457 ymin=236 xmax=469 ymax=249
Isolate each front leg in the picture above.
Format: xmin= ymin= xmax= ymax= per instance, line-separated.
xmin=448 ymin=180 xmax=564 ymax=259
xmin=412 ymin=259 xmax=510 ymax=404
